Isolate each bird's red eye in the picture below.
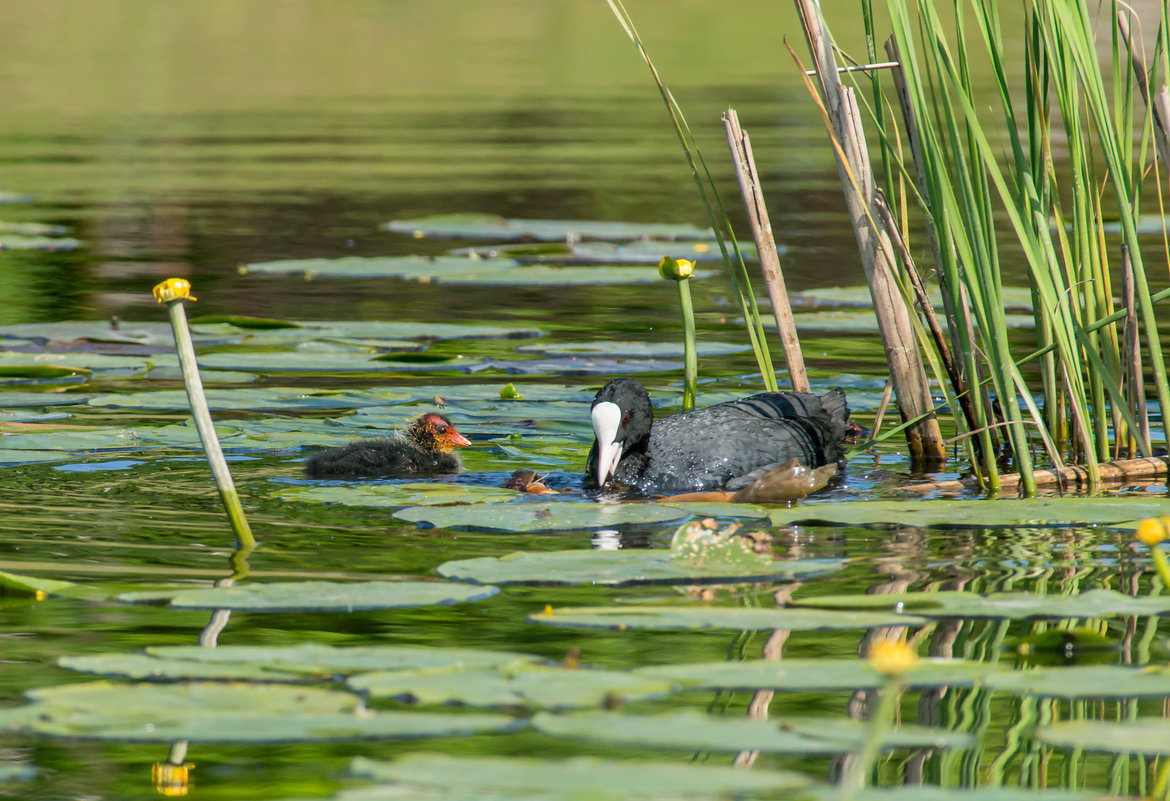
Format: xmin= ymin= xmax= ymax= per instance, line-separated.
xmin=622 ymin=413 xmax=631 ymax=423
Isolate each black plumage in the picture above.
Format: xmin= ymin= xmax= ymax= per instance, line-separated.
xmin=304 ymin=413 xmax=469 ymax=479
xmin=585 ymin=377 xmax=850 ymax=494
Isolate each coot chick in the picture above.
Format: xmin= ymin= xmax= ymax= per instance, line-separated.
xmin=586 ymin=378 xmax=850 ymax=495
xmin=304 ymin=412 xmax=470 ymax=479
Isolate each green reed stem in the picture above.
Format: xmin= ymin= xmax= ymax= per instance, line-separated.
xmin=160 ymin=293 xmax=256 ymax=552
xmin=1150 ymin=544 xmax=1170 ymax=591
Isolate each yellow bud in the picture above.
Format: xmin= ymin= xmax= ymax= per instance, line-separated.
xmin=1136 ymin=516 xmax=1169 ymax=546
xmin=543 ymin=604 xmax=554 ymax=615
xmin=658 ymin=256 xmax=694 ymax=281
xmin=867 ymin=639 xmax=919 ymax=676
xmin=152 ymin=279 xmax=196 ymax=304
xmin=152 ymin=762 xmax=194 ymax=796
xmin=692 ymin=243 xmax=710 ymax=253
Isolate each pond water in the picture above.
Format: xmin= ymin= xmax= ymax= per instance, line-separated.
xmin=1 ymin=2 xmax=1169 ymax=800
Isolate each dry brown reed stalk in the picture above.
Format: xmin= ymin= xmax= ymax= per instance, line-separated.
xmin=898 ymin=456 xmax=1170 ymax=495
xmin=794 ymin=0 xmax=945 ymax=463
xmin=722 ymin=109 xmax=809 ymax=392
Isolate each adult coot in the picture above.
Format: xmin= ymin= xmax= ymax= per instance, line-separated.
xmin=304 ymin=412 xmax=470 ymax=478
xmin=586 ymin=377 xmax=850 ymax=494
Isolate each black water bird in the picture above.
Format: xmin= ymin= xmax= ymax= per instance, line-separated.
xmin=304 ymin=412 xmax=470 ymax=478
xmin=586 ymin=378 xmax=850 ymax=494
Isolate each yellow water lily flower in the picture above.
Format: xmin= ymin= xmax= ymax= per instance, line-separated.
xmin=152 ymin=278 xmax=196 ymax=303
xmin=658 ymin=256 xmax=694 ymax=281
xmin=151 ymin=762 xmax=194 ymax=796
xmin=1135 ymin=516 xmax=1169 ymax=546
xmin=867 ymin=639 xmax=919 ymax=676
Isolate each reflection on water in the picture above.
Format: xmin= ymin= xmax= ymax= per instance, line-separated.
xmin=0 ymin=2 xmax=1168 ymax=800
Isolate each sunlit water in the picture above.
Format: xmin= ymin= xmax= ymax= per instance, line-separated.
xmin=1 ymin=2 xmax=1169 ymax=799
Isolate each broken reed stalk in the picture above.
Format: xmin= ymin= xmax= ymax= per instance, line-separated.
xmin=722 ymin=108 xmax=810 ymax=393
xmin=1118 ymin=10 xmax=1170 ymax=181
xmin=154 ymin=279 xmax=256 ymax=553
xmin=898 ymin=456 xmax=1170 ymax=495
xmin=795 ymin=0 xmax=945 ymax=463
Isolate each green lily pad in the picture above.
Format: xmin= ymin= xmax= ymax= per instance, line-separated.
xmin=0 ymin=234 xmax=83 ymax=251
xmin=280 ymin=483 xmax=519 ymax=508
xmin=984 ymin=664 xmax=1170 ymax=698
xmin=57 ymin=653 xmax=298 ymax=682
xmin=0 ymin=681 xmax=513 ymax=743
xmin=0 ymin=450 xmax=72 ymax=465
xmin=0 ymin=570 xmax=76 ymax=598
xmin=1038 ymin=718 xmax=1170 ymax=755
xmin=438 ymin=550 xmax=845 ymax=586
xmin=190 ymin=319 xmax=543 ymax=342
xmin=384 ymin=214 xmax=712 ymax=241
xmin=0 ymin=221 xmax=67 ymax=236
xmin=664 ymin=502 xmax=774 ymax=519
xmin=531 ymin=709 xmax=970 ymax=752
xmin=440 ymin=265 xmax=701 ymax=286
xmin=0 ymin=763 xmax=34 ymax=783
xmin=768 ymin=497 xmax=1170 ymax=529
xmin=515 ymin=341 xmax=749 ymax=358
xmin=791 ymin=588 xmax=1170 ymax=620
xmin=88 ymin=387 xmax=392 ymax=412
xmin=117 ymin=581 xmax=498 ymax=612
xmin=636 ymin=657 xmax=1000 ymax=691
xmin=147 ymin=643 xmax=534 ymax=675
xmin=559 ymin=239 xmax=754 ymax=263
xmin=349 ymin=663 xmax=672 ymax=708
xmin=350 ymin=753 xmax=813 ymax=797
xmin=195 ymin=351 xmax=481 ymax=374
xmin=188 ymin=314 xmax=300 ymax=329
xmin=0 ymin=351 xmax=157 ymax=374
xmin=240 ymin=255 xmax=519 ymax=279
xmin=531 ymin=605 xmax=927 ymax=631
xmin=0 ymin=392 xmax=92 ymax=407
xmin=791 ymin=285 xmax=1034 ymax=312
xmin=395 ymin=502 xmax=688 ymax=532
xmin=789 ymin=310 xmax=1033 ymax=333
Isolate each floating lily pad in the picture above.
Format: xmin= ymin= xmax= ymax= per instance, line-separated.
xmin=1038 ymin=718 xmax=1170 ymax=755
xmin=791 ymin=588 xmax=1170 ymax=620
xmin=88 ymin=387 xmax=393 ymax=412
xmin=117 ymin=581 xmax=498 ymax=612
xmin=192 ymin=351 xmax=482 ymax=374
xmin=0 ymin=351 xmax=157 ymax=374
xmin=0 ymin=392 xmax=92 ymax=407
xmin=1 ymin=408 xmax=72 ymax=423
xmin=0 ymin=221 xmax=67 ymax=236
xmin=0 ymin=763 xmax=34 ymax=783
xmin=240 ymin=255 xmax=519 ymax=280
xmin=515 ymin=341 xmax=749 ymax=358
xmin=281 ymin=482 xmax=519 ymax=508
xmin=531 ymin=605 xmax=927 ymax=631
xmin=384 ymin=214 xmax=712 ymax=242
xmin=189 ymin=319 xmax=543 ymax=342
xmin=663 ymin=502 xmax=775 ymax=519
xmin=350 ymin=753 xmax=813 ymax=797
xmin=768 ymin=498 xmax=1170 ymax=529
xmin=0 ymin=570 xmax=76 ymax=598
xmin=0 ymin=450 xmax=72 ymax=465
xmin=147 ymin=643 xmax=534 ymax=675
xmin=531 ymin=709 xmax=970 ymax=752
xmin=395 ymin=502 xmax=688 ymax=532
xmin=791 ymin=285 xmax=1034 ymax=312
xmin=789 ymin=310 xmax=1033 ymax=333
xmin=0 ymin=681 xmax=514 ymax=743
xmin=636 ymin=657 xmax=1000 ymax=691
xmin=438 ymin=265 xmax=703 ymax=286
xmin=451 ymin=238 xmax=753 ymax=264
xmin=470 ymin=356 xmax=682 ymax=375
xmin=0 ymin=234 xmax=83 ymax=251
xmin=437 ymin=550 xmax=845 ymax=586
xmin=57 ymin=653 xmax=296 ymax=682
xmin=984 ymin=664 xmax=1170 ymax=698
xmin=349 ymin=664 xmax=671 ymax=708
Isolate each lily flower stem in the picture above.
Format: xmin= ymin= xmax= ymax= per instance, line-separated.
xmin=677 ymin=277 xmax=697 ymax=412
xmin=162 ymin=298 xmax=257 ymax=552
xmin=840 ymin=676 xmax=901 ymax=800
xmin=1151 ymin=543 xmax=1170 ymax=591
